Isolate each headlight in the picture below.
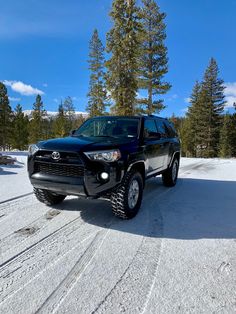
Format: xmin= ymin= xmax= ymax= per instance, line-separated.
xmin=84 ymin=149 xmax=121 ymax=162
xmin=28 ymin=144 xmax=39 ymax=156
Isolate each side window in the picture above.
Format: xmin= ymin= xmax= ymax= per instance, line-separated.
xmin=144 ymin=119 xmax=158 ymax=138
xmin=164 ymin=121 xmax=177 ymax=138
xmin=155 ymin=119 xmax=168 ymax=138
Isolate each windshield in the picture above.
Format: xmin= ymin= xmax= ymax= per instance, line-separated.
xmin=73 ymin=118 xmax=140 ymax=138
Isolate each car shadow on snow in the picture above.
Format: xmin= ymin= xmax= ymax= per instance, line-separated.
xmin=53 ymin=177 xmax=236 ymax=240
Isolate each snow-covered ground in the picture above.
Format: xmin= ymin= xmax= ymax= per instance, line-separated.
xmin=0 ymin=156 xmax=235 ymax=313
xmin=0 ymin=152 xmax=32 ymax=203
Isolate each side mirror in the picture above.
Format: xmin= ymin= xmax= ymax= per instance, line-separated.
xmin=69 ymin=129 xmax=76 ymax=136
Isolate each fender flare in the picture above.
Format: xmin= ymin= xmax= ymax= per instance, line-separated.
xmin=169 ymin=151 xmax=180 ymax=167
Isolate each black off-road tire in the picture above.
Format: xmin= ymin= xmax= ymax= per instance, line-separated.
xmin=162 ymin=157 xmax=179 ymax=187
xmin=34 ymin=188 xmax=66 ymax=205
xmin=111 ymin=170 xmax=143 ymax=219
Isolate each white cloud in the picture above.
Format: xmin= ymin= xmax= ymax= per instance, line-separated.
xmin=224 ymin=82 xmax=236 ymax=108
xmin=184 ymin=97 xmax=191 ymax=103
xmin=167 ymin=94 xmax=178 ymax=101
xmin=181 ymin=107 xmax=188 ymax=113
xmin=9 ymin=97 xmax=21 ymax=102
xmin=53 ymin=98 xmax=59 ymax=103
xmin=3 ymin=80 xmax=44 ymax=96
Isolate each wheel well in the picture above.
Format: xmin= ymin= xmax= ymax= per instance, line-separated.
xmin=128 ymin=162 xmax=145 ymax=185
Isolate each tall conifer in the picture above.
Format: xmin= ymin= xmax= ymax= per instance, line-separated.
xmin=219 ymin=113 xmax=234 ymax=157
xmin=183 ymin=59 xmax=225 ymax=157
xmin=87 ymin=29 xmax=107 ymax=117
xmin=0 ymin=82 xmax=12 ymax=150
xmin=138 ymin=0 xmax=170 ymax=114
xmin=185 ymin=81 xmax=202 ymax=156
xmin=106 ymin=0 xmax=141 ymax=115
xmin=11 ymin=104 xmax=29 ymax=150
xmin=53 ymin=102 xmax=67 ymax=138
xmin=29 ymin=94 xmax=46 ymax=143
xmin=200 ymin=58 xmax=225 ymax=157
xmin=63 ymin=96 xmax=75 ymax=133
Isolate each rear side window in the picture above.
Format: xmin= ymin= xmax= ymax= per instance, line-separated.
xmin=144 ymin=119 xmax=158 ymax=138
xmin=155 ymin=119 xmax=168 ymax=138
xmin=164 ymin=121 xmax=177 ymax=138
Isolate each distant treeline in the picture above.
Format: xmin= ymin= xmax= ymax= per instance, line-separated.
xmin=171 ymin=110 xmax=236 ymax=159
xmin=0 ymin=87 xmax=85 ymax=151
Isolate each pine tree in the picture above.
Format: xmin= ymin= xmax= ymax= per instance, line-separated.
xmin=185 ymin=81 xmax=202 ymax=157
xmin=43 ymin=117 xmax=53 ymax=140
xmin=169 ymin=114 xmax=184 ymax=136
xmin=11 ymin=104 xmax=29 ymax=150
xmin=73 ymin=114 xmax=86 ymax=129
xmin=138 ymin=0 xmax=170 ymax=114
xmin=63 ymin=96 xmax=75 ymax=134
xmin=179 ymin=117 xmax=193 ymax=157
xmin=29 ymin=94 xmax=46 ymax=143
xmin=0 ymin=82 xmax=12 ymax=150
xmin=53 ymin=102 xmax=67 ymax=138
xmin=219 ymin=113 xmax=234 ymax=158
xmin=183 ymin=59 xmax=225 ymax=158
xmin=106 ymin=0 xmax=141 ymax=115
xmin=200 ymin=58 xmax=225 ymax=157
xmin=87 ymin=29 xmax=107 ymax=117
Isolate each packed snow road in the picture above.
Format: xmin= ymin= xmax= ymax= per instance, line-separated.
xmin=0 ymin=155 xmax=236 ymax=314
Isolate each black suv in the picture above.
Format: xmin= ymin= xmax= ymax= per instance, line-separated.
xmin=28 ymin=115 xmax=180 ymax=219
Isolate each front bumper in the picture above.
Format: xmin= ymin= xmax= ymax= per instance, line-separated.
xmin=28 ymin=156 xmax=124 ymax=197
xmin=30 ymin=173 xmax=86 ymax=196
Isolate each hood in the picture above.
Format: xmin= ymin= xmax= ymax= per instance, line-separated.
xmin=38 ymin=136 xmax=137 ymax=152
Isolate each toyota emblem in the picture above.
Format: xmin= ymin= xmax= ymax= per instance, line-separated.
xmin=51 ymin=151 xmax=60 ymax=160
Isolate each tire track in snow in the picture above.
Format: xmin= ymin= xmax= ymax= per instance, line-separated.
xmin=0 ymin=194 xmax=36 ymax=216
xmin=0 ymin=214 xmax=5 ymax=220
xmin=0 ymin=192 xmax=34 ymax=205
xmin=0 ymin=215 xmax=82 ymax=274
xmin=91 ymin=197 xmax=164 ymax=314
xmin=35 ymin=227 xmax=112 ymax=314
xmin=90 ymin=161 xmax=203 ymax=314
xmin=0 ymin=230 xmax=98 ymax=308
xmin=0 ymin=195 xmax=39 ymax=235
xmin=0 ymin=209 xmax=61 ymax=257
xmin=0 ymin=208 xmax=113 ymax=305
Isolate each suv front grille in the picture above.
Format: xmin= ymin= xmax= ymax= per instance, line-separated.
xmin=34 ymin=161 xmax=84 ymax=178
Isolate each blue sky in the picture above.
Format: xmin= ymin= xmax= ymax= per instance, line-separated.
xmin=0 ymin=0 xmax=236 ymax=117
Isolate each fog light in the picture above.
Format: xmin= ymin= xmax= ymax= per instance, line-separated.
xmin=100 ymin=172 xmax=109 ymax=180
